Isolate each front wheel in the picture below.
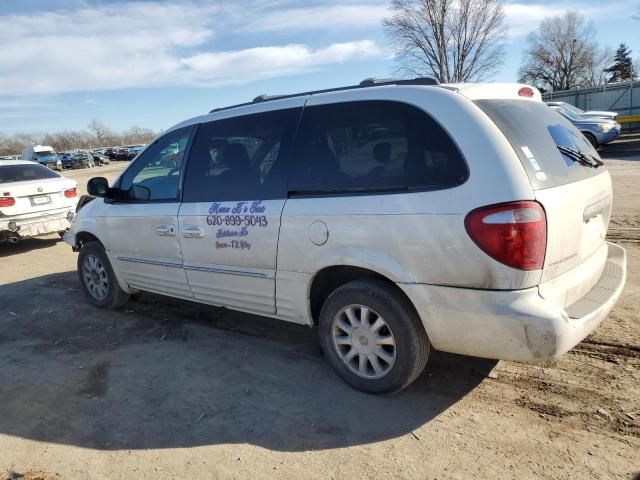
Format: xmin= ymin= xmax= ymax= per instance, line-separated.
xmin=318 ymin=279 xmax=430 ymax=394
xmin=78 ymin=241 xmax=130 ymax=309
xmin=584 ymin=132 xmax=598 ymax=148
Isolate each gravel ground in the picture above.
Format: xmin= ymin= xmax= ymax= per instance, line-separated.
xmin=0 ymin=160 xmax=638 ymax=480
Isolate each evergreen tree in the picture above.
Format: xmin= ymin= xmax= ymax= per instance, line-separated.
xmin=604 ymin=43 xmax=634 ymax=82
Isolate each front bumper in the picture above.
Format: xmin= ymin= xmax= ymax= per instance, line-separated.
xmin=597 ymin=128 xmax=620 ymax=145
xmin=1 ymin=209 xmax=74 ymax=240
xmin=400 ymin=242 xmax=626 ymax=361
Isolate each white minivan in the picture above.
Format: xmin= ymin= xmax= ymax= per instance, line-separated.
xmin=65 ymin=78 xmax=627 ymax=393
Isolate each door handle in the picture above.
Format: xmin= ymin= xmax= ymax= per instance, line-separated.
xmin=156 ymin=224 xmax=176 ymax=236
xmin=182 ymin=225 xmax=205 ymax=238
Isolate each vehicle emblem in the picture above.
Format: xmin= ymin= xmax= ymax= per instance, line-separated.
xmin=37 ymin=187 xmax=43 ymax=192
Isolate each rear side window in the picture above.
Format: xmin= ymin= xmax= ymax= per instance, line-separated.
xmin=288 ymin=100 xmax=467 ymax=194
xmin=183 ymin=108 xmax=301 ymax=202
xmin=475 ymin=99 xmax=604 ymax=189
xmin=0 ymin=164 xmax=60 ymax=183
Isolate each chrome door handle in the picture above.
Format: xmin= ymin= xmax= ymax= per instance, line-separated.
xmin=182 ymin=225 xmax=204 ymax=238
xmin=156 ymin=224 xmax=176 ymax=236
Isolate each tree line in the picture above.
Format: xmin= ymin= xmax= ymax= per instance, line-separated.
xmin=383 ymin=0 xmax=638 ymax=92
xmin=0 ymin=120 xmax=157 ymax=156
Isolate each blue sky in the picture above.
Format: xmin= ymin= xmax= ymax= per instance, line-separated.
xmin=0 ymin=0 xmax=638 ymax=135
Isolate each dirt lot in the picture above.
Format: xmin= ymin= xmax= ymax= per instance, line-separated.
xmin=1 ymin=160 xmax=639 ymax=480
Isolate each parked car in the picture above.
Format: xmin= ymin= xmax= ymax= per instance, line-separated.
xmin=0 ymin=160 xmax=78 ymax=243
xmin=549 ymin=106 xmax=621 ymax=147
xmin=65 ymin=78 xmax=627 ymax=394
xmin=21 ymin=145 xmax=62 ymax=170
xmin=115 ymin=148 xmax=130 ymax=161
xmin=59 ymin=152 xmax=75 ymax=169
xmin=545 ymin=101 xmax=618 ymax=121
xmin=91 ymin=151 xmax=110 ymax=166
xmin=127 ymin=146 xmax=143 ymax=159
xmin=105 ymin=148 xmax=117 ymax=160
xmin=71 ymin=150 xmax=96 ymax=168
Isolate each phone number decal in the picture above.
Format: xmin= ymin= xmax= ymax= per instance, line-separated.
xmin=207 ymin=200 xmax=268 ymax=250
xmin=207 ymin=215 xmax=268 ymax=227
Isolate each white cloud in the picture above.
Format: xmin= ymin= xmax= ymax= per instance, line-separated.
xmin=240 ymin=4 xmax=388 ymax=32
xmin=181 ymin=41 xmax=382 ymax=84
xmin=0 ymin=1 xmax=385 ymax=96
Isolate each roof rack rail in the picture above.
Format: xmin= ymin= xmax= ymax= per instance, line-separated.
xmin=359 ymin=77 xmax=439 ymax=87
xmin=209 ymin=77 xmax=440 ymax=113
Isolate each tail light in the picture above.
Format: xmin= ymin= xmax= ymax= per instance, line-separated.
xmin=64 ymin=187 xmax=78 ymax=198
xmin=465 ymin=201 xmax=547 ymax=271
xmin=518 ymin=86 xmax=535 ymax=98
xmin=0 ymin=196 xmax=16 ymax=207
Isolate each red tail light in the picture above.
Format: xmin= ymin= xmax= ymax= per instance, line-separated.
xmin=465 ymin=201 xmax=547 ymax=271
xmin=64 ymin=187 xmax=78 ymax=198
xmin=0 ymin=196 xmax=15 ymax=207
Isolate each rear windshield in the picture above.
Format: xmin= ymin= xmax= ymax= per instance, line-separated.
xmin=0 ymin=164 xmax=60 ymax=183
xmin=475 ymin=99 xmax=604 ymax=189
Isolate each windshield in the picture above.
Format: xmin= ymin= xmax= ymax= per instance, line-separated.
xmin=561 ymin=103 xmax=584 ymax=115
xmin=475 ymin=99 xmax=604 ymax=189
xmin=0 ymin=164 xmax=60 ymax=183
xmin=35 ymin=151 xmax=59 ymax=160
xmin=555 ymin=106 xmax=581 ymax=122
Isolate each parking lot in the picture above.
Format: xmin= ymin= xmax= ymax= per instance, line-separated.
xmin=1 ymin=160 xmax=639 ymax=479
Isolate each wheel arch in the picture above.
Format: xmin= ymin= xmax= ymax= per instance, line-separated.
xmin=307 ymin=265 xmax=422 ymax=328
xmin=73 ymin=230 xmax=105 ymax=251
xmin=582 ymin=131 xmax=598 ymax=147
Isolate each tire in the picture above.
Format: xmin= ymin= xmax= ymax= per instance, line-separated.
xmin=318 ymin=279 xmax=430 ymax=394
xmin=78 ymin=241 xmax=130 ymax=309
xmin=584 ymin=132 xmax=598 ymax=148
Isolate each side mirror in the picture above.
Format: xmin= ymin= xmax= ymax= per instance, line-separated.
xmin=87 ymin=177 xmax=109 ymax=197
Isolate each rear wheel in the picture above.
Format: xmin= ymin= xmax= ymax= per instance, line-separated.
xmin=78 ymin=241 xmax=129 ymax=309
xmin=584 ymin=132 xmax=598 ymax=148
xmin=318 ymin=279 xmax=429 ymax=394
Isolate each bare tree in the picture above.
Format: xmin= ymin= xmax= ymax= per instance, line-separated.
xmin=580 ymin=46 xmax=612 ymax=87
xmin=87 ymin=119 xmax=113 ymax=145
xmin=383 ymin=0 xmax=507 ymax=82
xmin=0 ymin=124 xmax=158 ymax=156
xmin=518 ymin=11 xmax=600 ymax=91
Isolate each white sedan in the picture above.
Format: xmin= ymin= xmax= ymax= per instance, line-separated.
xmin=0 ymin=160 xmax=79 ymax=244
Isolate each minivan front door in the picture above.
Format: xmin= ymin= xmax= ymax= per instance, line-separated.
xmin=177 ymin=105 xmax=303 ymax=315
xmin=106 ymin=126 xmax=195 ymax=299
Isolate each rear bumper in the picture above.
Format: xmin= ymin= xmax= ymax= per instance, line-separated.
xmin=400 ymin=242 xmax=626 ymax=361
xmin=0 ymin=209 xmax=74 ymax=239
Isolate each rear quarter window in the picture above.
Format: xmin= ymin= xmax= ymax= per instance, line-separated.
xmin=0 ymin=164 xmax=60 ymax=183
xmin=288 ymin=100 xmax=468 ymax=195
xmin=475 ymin=99 xmax=605 ymax=189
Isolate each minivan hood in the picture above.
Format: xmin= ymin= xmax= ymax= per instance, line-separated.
xmin=573 ymin=118 xmax=617 ymax=127
xmin=581 ymin=110 xmax=617 ymax=118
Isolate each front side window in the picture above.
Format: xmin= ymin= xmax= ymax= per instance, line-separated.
xmin=183 ymin=108 xmax=301 ymax=202
xmin=288 ymin=100 xmax=467 ymax=194
xmin=119 ymin=126 xmax=193 ymax=201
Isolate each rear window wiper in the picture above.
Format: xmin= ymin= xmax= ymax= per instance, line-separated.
xmin=557 ymin=145 xmax=604 ymax=168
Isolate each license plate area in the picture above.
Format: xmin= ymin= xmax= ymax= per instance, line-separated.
xmin=31 ymin=195 xmax=51 ymax=206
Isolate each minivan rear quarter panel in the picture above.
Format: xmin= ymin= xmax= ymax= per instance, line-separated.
xmin=276 ymin=86 xmax=541 ymax=324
